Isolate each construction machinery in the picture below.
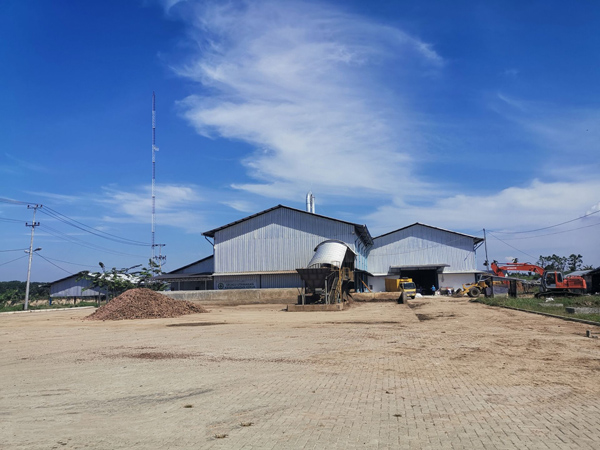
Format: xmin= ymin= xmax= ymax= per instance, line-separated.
xmin=385 ymin=278 xmax=417 ymax=302
xmin=453 ymin=279 xmax=490 ymax=299
xmin=491 ymin=262 xmax=586 ymax=297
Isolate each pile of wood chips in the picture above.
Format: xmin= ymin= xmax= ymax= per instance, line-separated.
xmin=86 ymin=288 xmax=208 ymax=321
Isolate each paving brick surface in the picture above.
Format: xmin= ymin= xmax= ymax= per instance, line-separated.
xmin=1 ymin=298 xmax=599 ymax=449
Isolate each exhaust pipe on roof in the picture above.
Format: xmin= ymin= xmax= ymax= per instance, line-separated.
xmin=306 ymin=191 xmax=315 ymax=214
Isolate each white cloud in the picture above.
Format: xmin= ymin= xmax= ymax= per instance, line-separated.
xmin=494 ymin=93 xmax=600 ymax=172
xmin=173 ymin=0 xmax=443 ymax=202
xmin=366 ymin=178 xmax=600 ymax=267
xmin=221 ymin=200 xmax=256 ymax=213
xmin=100 ymin=184 xmax=206 ymax=233
xmin=367 ymin=178 xmax=600 ymax=233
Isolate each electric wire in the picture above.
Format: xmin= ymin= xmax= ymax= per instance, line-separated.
xmin=490 ymin=208 xmax=600 ymax=234
xmin=34 ymin=252 xmax=72 ymax=274
xmin=0 ymin=197 xmax=30 ymax=205
xmin=0 ymin=217 xmax=24 ymax=223
xmin=486 ymin=231 xmax=539 ymax=261
xmin=489 ymin=220 xmax=600 ymax=240
xmin=40 ymin=207 xmax=151 ymax=246
xmin=35 ymin=255 xmax=98 ymax=269
xmin=0 ymin=255 xmax=28 ymax=267
xmin=41 ymin=224 xmax=147 ymax=258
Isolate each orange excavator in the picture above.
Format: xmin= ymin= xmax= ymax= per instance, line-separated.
xmin=490 ymin=262 xmax=587 ymax=297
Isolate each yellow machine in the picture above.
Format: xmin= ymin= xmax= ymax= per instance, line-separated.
xmin=453 ymin=280 xmax=488 ymax=298
xmin=385 ymin=278 xmax=417 ymax=299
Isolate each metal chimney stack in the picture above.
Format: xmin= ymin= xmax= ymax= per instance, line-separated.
xmin=306 ymin=191 xmax=315 ymax=214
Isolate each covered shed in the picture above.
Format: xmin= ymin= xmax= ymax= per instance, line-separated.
xmin=568 ymin=268 xmax=600 ymax=294
xmin=50 ymin=272 xmax=107 ymax=300
xmin=153 ymin=256 xmax=214 ymax=291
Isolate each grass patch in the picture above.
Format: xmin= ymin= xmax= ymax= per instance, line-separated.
xmin=479 ymin=295 xmax=600 ymax=323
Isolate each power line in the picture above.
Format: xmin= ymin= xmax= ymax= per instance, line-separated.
xmin=0 ymin=217 xmax=25 ymax=223
xmin=40 ymin=207 xmax=151 ymax=246
xmin=491 ymin=220 xmax=600 ymax=241
xmin=487 ymin=232 xmax=539 ymax=261
xmin=0 ymin=255 xmax=28 ymax=267
xmin=35 ymin=255 xmax=98 ymax=269
xmin=41 ymin=224 xmax=147 ymax=258
xmin=0 ymin=197 xmax=29 ymax=205
xmin=35 ymin=252 xmax=72 ymax=274
xmin=490 ymin=208 xmax=600 ymax=234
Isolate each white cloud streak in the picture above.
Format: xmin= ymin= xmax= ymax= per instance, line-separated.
xmin=172 ymin=0 xmax=443 ymax=201
xmin=100 ymin=184 xmax=207 ymax=233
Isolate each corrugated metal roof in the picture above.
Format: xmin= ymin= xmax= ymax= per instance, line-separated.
xmin=374 ymin=223 xmax=484 ymax=244
xmin=50 ymin=271 xmax=85 ymax=285
xmin=167 ymin=255 xmax=214 ymax=274
xmin=153 ymin=273 xmax=213 ymax=281
xmin=203 ymin=204 xmax=373 ymax=247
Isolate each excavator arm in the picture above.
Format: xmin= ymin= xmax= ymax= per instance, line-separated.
xmin=491 ymin=262 xmax=545 ymax=277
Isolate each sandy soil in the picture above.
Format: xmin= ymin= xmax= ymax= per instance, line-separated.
xmin=1 ymin=297 xmax=599 ymax=449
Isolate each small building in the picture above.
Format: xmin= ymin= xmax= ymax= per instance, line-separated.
xmin=153 ymin=256 xmax=214 ymax=291
xmin=568 ymin=268 xmax=600 ymax=294
xmin=50 ymin=272 xmax=107 ymax=300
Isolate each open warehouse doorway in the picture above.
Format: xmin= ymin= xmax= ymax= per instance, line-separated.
xmin=389 ymin=265 xmax=448 ymax=295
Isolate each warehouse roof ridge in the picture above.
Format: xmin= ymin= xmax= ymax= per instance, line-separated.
xmin=202 ymin=204 xmax=373 ymax=246
xmin=374 ymin=222 xmax=484 ymax=244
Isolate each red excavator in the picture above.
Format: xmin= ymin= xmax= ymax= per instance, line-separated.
xmin=490 ymin=262 xmax=587 ymax=297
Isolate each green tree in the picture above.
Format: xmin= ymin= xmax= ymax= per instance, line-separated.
xmin=79 ymin=260 xmax=168 ymax=300
xmin=0 ymin=281 xmax=49 ymax=306
xmin=567 ymin=254 xmax=583 ymax=272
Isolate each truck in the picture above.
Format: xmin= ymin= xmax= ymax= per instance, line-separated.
xmin=385 ymin=278 xmax=417 ymax=303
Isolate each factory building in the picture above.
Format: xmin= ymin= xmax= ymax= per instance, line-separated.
xmin=368 ymin=224 xmax=484 ymax=292
xmin=162 ymin=203 xmax=482 ymax=293
xmin=202 ymin=205 xmax=373 ymax=291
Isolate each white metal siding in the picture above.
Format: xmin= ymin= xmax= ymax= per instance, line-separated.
xmin=50 ymin=277 xmax=106 ymax=298
xmin=368 ymin=225 xmax=477 ymax=274
xmin=438 ymin=273 xmax=478 ymax=289
xmin=214 ymin=273 xmax=302 ymax=289
xmin=175 ymin=256 xmax=214 ymax=274
xmin=214 ymin=208 xmax=361 ymax=273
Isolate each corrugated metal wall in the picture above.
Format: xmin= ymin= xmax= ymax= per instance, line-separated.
xmin=214 ymin=273 xmax=303 ymax=289
xmin=50 ymin=277 xmax=106 ymax=298
xmin=214 ymin=208 xmax=366 ymax=273
xmin=368 ymin=225 xmax=477 ymax=274
xmin=176 ymin=256 xmax=214 ymax=274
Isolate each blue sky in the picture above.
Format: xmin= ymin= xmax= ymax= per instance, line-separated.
xmin=2 ymin=0 xmax=599 ymax=282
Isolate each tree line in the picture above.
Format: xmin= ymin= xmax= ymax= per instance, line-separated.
xmin=535 ymin=254 xmax=594 ymax=272
xmin=0 ymin=281 xmax=49 ymax=306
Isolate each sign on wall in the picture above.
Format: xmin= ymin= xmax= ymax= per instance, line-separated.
xmin=216 ymin=281 xmax=257 ymax=290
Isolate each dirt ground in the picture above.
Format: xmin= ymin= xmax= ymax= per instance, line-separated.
xmin=1 ymin=297 xmax=600 ymax=449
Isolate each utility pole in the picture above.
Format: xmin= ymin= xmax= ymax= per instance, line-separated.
xmin=483 ymin=228 xmax=490 ymax=270
xmin=153 ymin=243 xmax=166 ymax=272
xmin=24 ymin=204 xmax=42 ymax=310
